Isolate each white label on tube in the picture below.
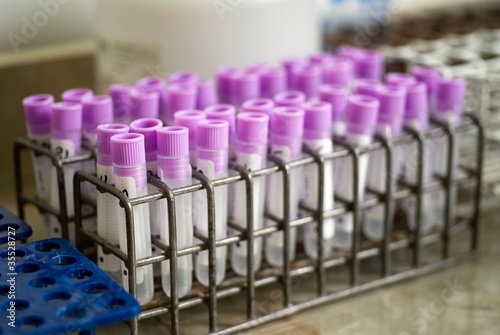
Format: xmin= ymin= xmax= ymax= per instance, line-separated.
xmin=115 ymin=175 xmax=151 ymax=284
xmin=51 ymin=138 xmax=76 ymax=159
xmin=96 ymin=163 xmax=121 ymax=272
xmin=303 ymin=138 xmax=335 ymax=239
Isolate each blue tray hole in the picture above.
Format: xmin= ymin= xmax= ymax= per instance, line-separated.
xmin=0 ymin=213 xmax=4 ymax=220
xmin=99 ymin=297 xmax=127 ymax=310
xmin=43 ymin=291 xmax=72 ymax=303
xmin=0 ymin=223 xmax=19 ymax=234
xmin=57 ymin=305 xmax=88 ymax=320
xmin=67 ymin=268 xmax=93 ymax=280
xmin=81 ymin=282 xmax=108 ymax=295
xmin=35 ymin=241 xmax=61 ymax=253
xmin=29 ymin=277 xmax=56 ymax=288
xmin=3 ymin=299 xmax=30 ymax=311
xmin=15 ymin=263 xmax=41 ymax=274
xmin=50 ymin=255 xmax=77 ymax=266
xmin=0 ymin=249 xmax=26 ymax=259
xmin=18 ymin=316 xmax=44 ymax=331
xmin=0 ymin=286 xmax=9 ymax=296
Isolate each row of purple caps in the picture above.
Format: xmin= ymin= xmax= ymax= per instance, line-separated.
xmin=216 ymin=46 xmax=384 ymax=106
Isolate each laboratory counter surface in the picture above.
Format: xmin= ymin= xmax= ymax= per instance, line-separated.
xmin=1 ymin=180 xmax=498 ymax=335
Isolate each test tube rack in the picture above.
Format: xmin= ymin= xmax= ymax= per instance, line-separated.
xmin=64 ymin=114 xmax=483 ymax=334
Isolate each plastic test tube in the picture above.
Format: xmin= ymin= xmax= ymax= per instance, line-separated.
xmin=385 ymin=72 xmax=417 ymax=86
xmin=136 ymin=77 xmax=168 ymax=124
xmin=230 ymin=112 xmax=269 ymax=276
xmin=109 ymin=84 xmax=133 ymax=124
xmin=48 ymin=102 xmax=83 ymax=243
xmin=194 ymin=120 xmax=229 ymax=286
xmin=174 ymin=110 xmax=206 ymax=166
xmin=354 ymin=79 xmax=383 ymax=98
xmin=333 ymin=95 xmax=379 ymax=250
xmin=157 ymin=126 xmax=193 ymax=297
xmin=81 ymin=95 xmax=114 ymax=231
xmin=301 ymin=101 xmax=335 ymax=259
xmin=22 ymin=94 xmax=54 ymax=231
xmin=319 ymin=84 xmax=349 ymax=137
xmin=290 ymin=62 xmax=322 ymax=99
xmin=322 ymin=57 xmax=354 ymax=88
xmin=130 ymin=118 xmax=163 ymax=276
xmin=241 ymin=98 xmax=275 ymax=116
xmin=411 ymin=66 xmax=441 ymax=113
xmin=216 ymin=66 xmax=238 ymax=104
xmin=353 ymin=50 xmax=384 ymax=81
xmin=167 ymin=84 xmax=197 ymax=125
xmin=169 ymin=71 xmax=199 ymax=86
xmin=111 ymin=133 xmax=154 ymax=305
xmin=260 ymin=67 xmax=287 ymax=99
xmin=430 ymin=78 xmax=466 ymax=231
xmin=96 ymin=123 xmax=130 ymax=282
xmin=61 ymin=88 xmax=93 ymax=103
xmin=265 ymin=106 xmax=304 ymax=267
xmin=228 ymin=70 xmax=260 ymax=107
xmin=196 ymin=80 xmax=218 ymax=110
xmin=204 ymin=104 xmax=236 ymax=159
xmin=362 ymin=85 xmax=406 ymax=242
xmin=399 ymin=82 xmax=434 ymax=234
xmin=129 ymin=87 xmax=159 ymax=121
xmin=273 ymin=90 xmax=306 ymax=107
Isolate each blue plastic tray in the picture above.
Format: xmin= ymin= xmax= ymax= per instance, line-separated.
xmin=0 ymin=238 xmax=141 ymax=335
xmin=0 ymin=205 xmax=32 ymax=244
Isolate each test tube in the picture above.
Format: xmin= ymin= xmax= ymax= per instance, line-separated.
xmin=411 ymin=66 xmax=441 ymax=113
xmin=196 ymin=80 xmax=218 ymax=110
xmin=48 ymin=102 xmax=83 ymax=242
xmin=354 ymin=79 xmax=383 ymax=98
xmin=130 ymin=118 xmax=163 ymax=276
xmin=204 ymin=104 xmax=236 ymax=159
xmin=136 ymin=77 xmax=168 ymax=123
xmin=109 ymin=84 xmax=133 ymax=124
xmin=322 ymin=57 xmax=354 ymax=88
xmin=169 ymin=71 xmax=199 ymax=86
xmin=353 ymin=50 xmax=384 ymax=81
xmin=194 ymin=120 xmax=229 ymax=286
xmin=61 ymin=88 xmax=93 ymax=103
xmin=319 ymin=84 xmax=349 ymax=137
xmin=130 ymin=87 xmax=159 ymax=121
xmin=241 ymin=98 xmax=275 ymax=116
xmin=363 ymin=85 xmax=406 ymax=242
xmin=265 ymin=106 xmax=304 ymax=267
xmin=228 ymin=70 xmax=260 ymax=106
xmin=22 ymin=94 xmax=54 ymax=232
xmin=167 ymin=84 xmax=197 ymax=125
xmin=230 ymin=112 xmax=269 ymax=276
xmin=174 ymin=110 xmax=206 ymax=166
xmin=301 ymin=101 xmax=335 ymax=259
xmin=216 ymin=66 xmax=238 ymax=103
xmin=399 ymin=82 xmax=433 ymax=234
xmin=333 ymin=95 xmax=379 ymax=250
xmin=260 ymin=67 xmax=287 ymax=99
xmin=157 ymin=126 xmax=193 ymax=297
xmin=96 ymin=123 xmax=130 ymax=282
xmin=273 ymin=90 xmax=306 ymax=107
xmin=111 ymin=133 xmax=154 ymax=305
xmin=290 ymin=62 xmax=322 ymax=99
xmin=430 ymin=78 xmax=466 ymax=230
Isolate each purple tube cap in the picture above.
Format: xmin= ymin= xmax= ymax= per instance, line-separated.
xmin=97 ymin=123 xmax=130 ymax=162
xmin=52 ymin=102 xmax=83 ymax=133
xmin=197 ymin=80 xmax=217 ymax=109
xmin=273 ymin=90 xmax=306 ymax=107
xmin=354 ymin=50 xmax=384 ymax=80
xmin=346 ymin=95 xmax=379 ymax=136
xmin=377 ymin=86 xmax=406 ymax=134
xmin=136 ymin=77 xmax=167 ymax=91
xmin=169 ymin=71 xmax=199 ymax=85
xmin=385 ymin=72 xmax=417 ymax=86
xmin=303 ymin=101 xmax=333 ymax=133
xmin=130 ymin=87 xmax=159 ymax=119
xmin=23 ymin=94 xmax=54 ymax=134
xmin=242 ymin=98 xmax=275 ymax=115
xmin=411 ymin=66 xmax=441 ymax=82
xmin=108 ymin=84 xmax=133 ymax=118
xmin=174 ymin=110 xmax=206 ymax=141
xmin=204 ymin=104 xmax=236 ymax=131
xmin=111 ymin=133 xmax=146 ymax=166
xmin=197 ymin=120 xmax=229 ymax=150
xmin=270 ymin=106 xmax=304 ymax=138
xmin=323 ymin=57 xmax=354 ymax=85
xmin=436 ymin=77 xmax=466 ymax=114
xmin=237 ymin=112 xmax=269 ymax=144
xmin=130 ymin=118 xmax=163 ymax=154
xmin=82 ymin=95 xmax=113 ymax=131
xmin=157 ymin=126 xmax=189 ymax=157
xmin=62 ymin=88 xmax=93 ymax=103
xmin=336 ymin=45 xmax=364 ymax=60
xmin=354 ymin=79 xmax=383 ymax=98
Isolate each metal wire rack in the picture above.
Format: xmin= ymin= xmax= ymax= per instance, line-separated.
xmin=19 ymin=114 xmax=479 ymax=335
